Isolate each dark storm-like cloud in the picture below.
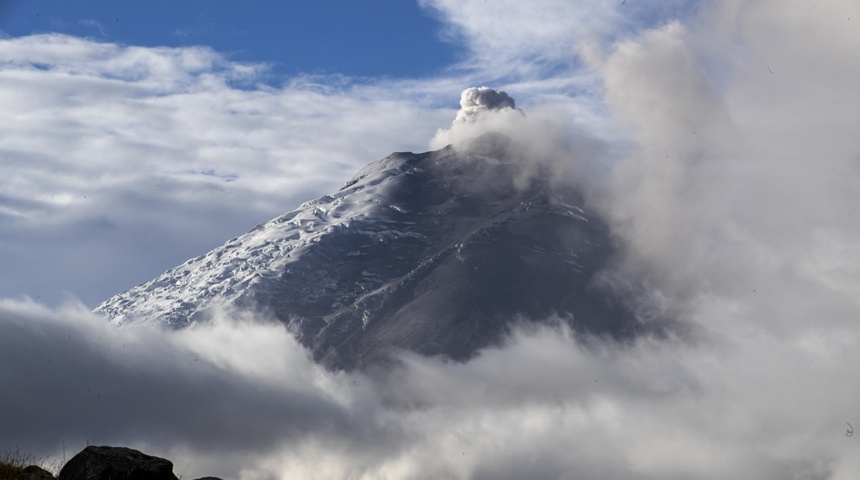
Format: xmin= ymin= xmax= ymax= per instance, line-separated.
xmin=0 ymin=301 xmax=368 ymax=453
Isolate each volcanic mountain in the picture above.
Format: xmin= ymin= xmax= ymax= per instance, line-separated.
xmin=95 ymin=137 xmax=640 ymax=369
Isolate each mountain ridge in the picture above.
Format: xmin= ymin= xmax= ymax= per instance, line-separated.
xmin=95 ymin=142 xmax=639 ymax=369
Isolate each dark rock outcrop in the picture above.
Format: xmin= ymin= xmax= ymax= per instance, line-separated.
xmin=22 ymin=465 xmax=56 ymax=480
xmin=58 ymin=446 xmax=178 ymax=480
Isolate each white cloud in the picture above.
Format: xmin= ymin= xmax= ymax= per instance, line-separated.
xmin=419 ymin=0 xmax=617 ymax=78
xmin=418 ymin=0 xmax=704 ymax=82
xmin=584 ymin=0 xmax=860 ymax=329
xmin=0 ymin=34 xmax=454 ymax=306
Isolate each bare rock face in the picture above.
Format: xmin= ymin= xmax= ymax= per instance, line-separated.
xmin=58 ymin=446 xmax=178 ymax=480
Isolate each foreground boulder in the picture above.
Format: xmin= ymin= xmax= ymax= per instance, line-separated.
xmin=22 ymin=465 xmax=56 ymax=480
xmin=58 ymin=446 xmax=178 ymax=480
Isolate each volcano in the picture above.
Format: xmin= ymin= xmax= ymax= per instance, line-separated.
xmin=95 ymin=136 xmax=641 ymax=369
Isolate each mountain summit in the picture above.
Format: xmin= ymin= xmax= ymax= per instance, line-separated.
xmin=95 ymin=89 xmax=643 ymax=369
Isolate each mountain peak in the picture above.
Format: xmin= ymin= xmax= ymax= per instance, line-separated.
xmin=96 ymin=139 xmax=640 ymax=370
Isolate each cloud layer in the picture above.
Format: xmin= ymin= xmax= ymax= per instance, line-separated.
xmin=2 ymin=298 xmax=857 ymax=479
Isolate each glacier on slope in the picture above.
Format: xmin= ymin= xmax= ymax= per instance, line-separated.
xmin=95 ymin=143 xmax=642 ymax=369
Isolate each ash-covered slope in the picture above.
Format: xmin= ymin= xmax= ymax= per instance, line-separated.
xmin=95 ymin=142 xmax=637 ymax=369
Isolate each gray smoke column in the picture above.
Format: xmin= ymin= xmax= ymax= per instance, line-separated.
xmin=429 ymin=86 xmax=605 ymax=193
xmin=430 ymin=86 xmax=528 ymax=150
xmin=454 ymin=86 xmax=518 ymax=123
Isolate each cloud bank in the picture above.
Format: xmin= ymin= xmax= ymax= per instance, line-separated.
xmin=2 ymin=298 xmax=857 ymax=479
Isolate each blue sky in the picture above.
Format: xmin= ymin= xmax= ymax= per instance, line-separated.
xmin=0 ymin=0 xmax=457 ymax=79
xmin=2 ymin=1 xmax=860 ymax=479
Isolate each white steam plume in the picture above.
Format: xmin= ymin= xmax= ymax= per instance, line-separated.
xmin=430 ymin=86 xmax=527 ymax=149
xmin=454 ymin=86 xmax=518 ymax=123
